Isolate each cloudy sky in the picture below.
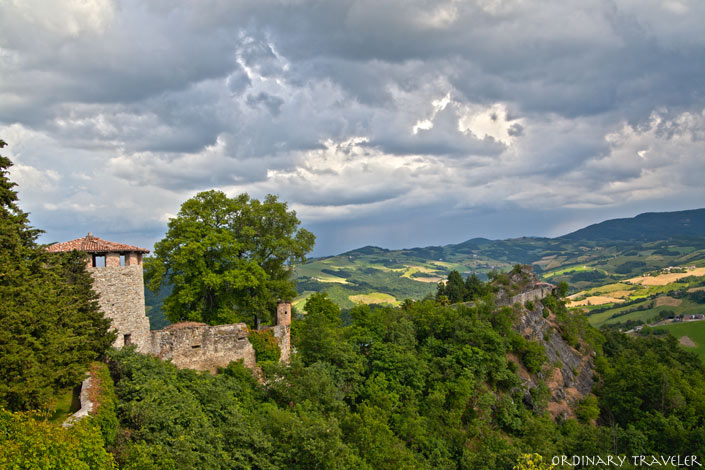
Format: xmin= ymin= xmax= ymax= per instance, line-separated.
xmin=1 ymin=0 xmax=704 ymax=256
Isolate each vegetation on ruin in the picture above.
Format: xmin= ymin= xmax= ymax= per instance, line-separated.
xmin=248 ymin=329 xmax=282 ymax=363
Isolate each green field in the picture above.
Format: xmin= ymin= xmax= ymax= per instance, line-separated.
xmin=655 ymin=321 xmax=705 ymax=364
xmin=586 ymin=297 xmax=702 ymax=329
xmin=542 ymin=265 xmax=605 ymax=279
xmin=585 ymin=299 xmax=652 ymax=327
xmin=349 ymin=292 xmax=400 ymax=306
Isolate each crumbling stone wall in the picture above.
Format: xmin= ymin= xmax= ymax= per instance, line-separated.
xmin=272 ymin=302 xmax=291 ymax=363
xmin=150 ymin=322 xmax=256 ymax=372
xmin=508 ymin=285 xmax=556 ymax=306
xmin=269 ymin=324 xmax=291 ymax=363
xmin=90 ymin=266 xmax=151 ymax=353
xmin=62 ymin=374 xmax=94 ymax=428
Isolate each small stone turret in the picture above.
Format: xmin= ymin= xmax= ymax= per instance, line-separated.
xmin=48 ymin=233 xmax=151 ymax=353
xmin=272 ymin=301 xmax=292 ymax=363
xmin=276 ymin=301 xmax=291 ymax=326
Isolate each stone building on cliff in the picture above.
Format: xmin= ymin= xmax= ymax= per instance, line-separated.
xmin=48 ymin=233 xmax=291 ymax=372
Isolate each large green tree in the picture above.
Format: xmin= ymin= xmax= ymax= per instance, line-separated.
xmin=436 ymin=270 xmax=488 ymax=304
xmin=0 ymin=140 xmax=115 ymax=410
xmin=145 ymin=190 xmax=315 ymax=326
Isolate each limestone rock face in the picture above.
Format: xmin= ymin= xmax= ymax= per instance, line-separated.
xmin=515 ymin=303 xmax=594 ymax=418
xmin=495 ymin=267 xmax=594 ymax=419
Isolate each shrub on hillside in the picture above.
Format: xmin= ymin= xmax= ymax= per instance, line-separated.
xmin=0 ymin=409 xmax=116 ymax=469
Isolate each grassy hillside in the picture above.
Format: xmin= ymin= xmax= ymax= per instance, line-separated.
xmin=654 ymin=321 xmax=705 ymax=364
xmin=293 ymin=244 xmax=516 ymax=309
xmin=146 ymin=208 xmax=705 ymax=314
xmin=294 ymin=236 xmax=705 ymax=310
xmin=569 ymin=272 xmax=705 ymax=329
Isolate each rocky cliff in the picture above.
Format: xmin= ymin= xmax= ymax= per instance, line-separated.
xmin=495 ymin=267 xmax=595 ymax=419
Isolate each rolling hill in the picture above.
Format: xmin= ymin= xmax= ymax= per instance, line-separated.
xmin=561 ymin=208 xmax=705 ymax=241
xmin=293 ymin=208 xmax=705 ymax=310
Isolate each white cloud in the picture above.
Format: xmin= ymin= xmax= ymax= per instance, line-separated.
xmin=412 ymin=93 xmax=452 ymax=134
xmin=9 ymin=164 xmax=60 ymax=192
xmin=2 ymin=0 xmax=115 ymax=38
xmin=458 ymin=102 xmax=522 ymax=146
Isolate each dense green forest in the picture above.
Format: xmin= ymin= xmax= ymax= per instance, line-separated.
xmin=5 ymin=270 xmax=705 ymax=468
xmin=91 ymin=283 xmax=705 ymax=469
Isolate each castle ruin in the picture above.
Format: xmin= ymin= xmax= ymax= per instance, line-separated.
xmin=48 ymin=233 xmax=151 ymax=353
xmin=48 ymin=234 xmax=291 ymax=372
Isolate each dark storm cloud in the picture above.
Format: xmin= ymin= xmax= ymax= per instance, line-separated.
xmin=1 ymin=0 xmax=704 ymax=254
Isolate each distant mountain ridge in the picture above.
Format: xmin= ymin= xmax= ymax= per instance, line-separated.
xmin=293 ymin=208 xmax=705 ymax=309
xmin=342 ymin=209 xmax=705 ymax=258
xmin=560 ymin=208 xmax=705 ymax=242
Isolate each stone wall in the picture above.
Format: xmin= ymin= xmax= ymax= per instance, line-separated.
xmin=150 ymin=322 xmax=256 ymax=373
xmin=62 ymin=374 xmax=94 ymax=428
xmin=508 ymin=285 xmax=556 ymax=306
xmin=90 ymin=265 xmax=151 ymax=353
xmin=269 ymin=324 xmax=291 ymax=363
xmin=272 ymin=301 xmax=291 ymax=363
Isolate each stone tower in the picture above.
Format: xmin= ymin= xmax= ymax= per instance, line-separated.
xmin=273 ymin=301 xmax=292 ymax=363
xmin=48 ymin=233 xmax=151 ymax=353
xmin=276 ymin=301 xmax=291 ymax=327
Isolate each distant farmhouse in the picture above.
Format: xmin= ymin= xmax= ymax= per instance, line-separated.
xmin=48 ymin=234 xmax=290 ymax=372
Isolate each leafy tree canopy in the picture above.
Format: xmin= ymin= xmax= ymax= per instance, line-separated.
xmin=0 ymin=409 xmax=116 ymax=470
xmin=436 ymin=270 xmax=489 ymax=304
xmin=145 ymin=190 xmax=315 ymax=326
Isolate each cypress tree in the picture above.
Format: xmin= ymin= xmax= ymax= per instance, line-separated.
xmin=0 ymin=140 xmax=115 ymax=410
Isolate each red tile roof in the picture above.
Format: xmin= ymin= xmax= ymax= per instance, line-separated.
xmin=47 ymin=233 xmax=150 ymax=254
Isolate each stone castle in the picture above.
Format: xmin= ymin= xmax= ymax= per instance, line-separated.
xmin=48 ymin=234 xmax=290 ymax=372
